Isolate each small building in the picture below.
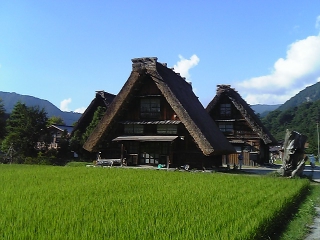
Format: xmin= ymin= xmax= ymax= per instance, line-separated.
xmin=48 ymin=124 xmax=74 ymax=149
xmin=206 ymin=85 xmax=277 ymax=165
xmin=83 ymin=57 xmax=235 ymax=169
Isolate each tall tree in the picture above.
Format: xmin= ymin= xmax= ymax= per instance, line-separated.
xmin=82 ymin=106 xmax=106 ymax=143
xmin=47 ymin=116 xmax=65 ymax=126
xmin=2 ymin=102 xmax=48 ymax=159
xmin=0 ymin=98 xmax=6 ymax=140
xmin=262 ymin=100 xmax=320 ymax=155
xmin=69 ymin=106 xmax=106 ymax=159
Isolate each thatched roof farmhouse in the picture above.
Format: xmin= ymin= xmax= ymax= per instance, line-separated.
xmin=206 ymin=84 xmax=277 ymax=165
xmin=83 ymin=57 xmax=235 ymax=168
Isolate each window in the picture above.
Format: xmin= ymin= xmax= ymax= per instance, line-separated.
xmin=140 ymin=142 xmax=169 ymax=165
xmin=140 ymin=98 xmax=160 ymax=119
xmin=234 ymin=146 xmax=242 ymax=152
xmin=157 ymin=124 xmax=177 ymax=134
xmin=219 ymin=122 xmax=233 ymax=133
xmin=127 ymin=142 xmax=138 ymax=154
xmin=124 ymin=124 xmax=144 ymax=134
xmin=220 ymin=103 xmax=231 ymax=116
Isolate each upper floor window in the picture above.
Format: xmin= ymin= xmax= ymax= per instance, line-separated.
xmin=124 ymin=124 xmax=144 ymax=134
xmin=140 ymin=98 xmax=160 ymax=119
xmin=220 ymin=103 xmax=231 ymax=117
xmin=219 ymin=122 xmax=233 ymax=133
xmin=157 ymin=124 xmax=178 ymax=134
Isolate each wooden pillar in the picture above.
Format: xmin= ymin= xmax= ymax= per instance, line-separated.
xmin=120 ymin=143 xmax=124 ymax=167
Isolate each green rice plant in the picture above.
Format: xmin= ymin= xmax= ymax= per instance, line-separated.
xmin=0 ymin=165 xmax=309 ymax=239
xmin=65 ymin=161 xmax=93 ymax=167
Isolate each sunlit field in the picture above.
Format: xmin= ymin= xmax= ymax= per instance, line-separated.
xmin=0 ymin=165 xmax=309 ymax=239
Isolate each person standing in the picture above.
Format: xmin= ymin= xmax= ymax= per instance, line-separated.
xmin=309 ymin=154 xmax=316 ymax=170
xmin=238 ymin=151 xmax=244 ymax=170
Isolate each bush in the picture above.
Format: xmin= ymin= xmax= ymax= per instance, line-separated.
xmin=24 ymin=157 xmax=38 ymax=165
xmin=24 ymin=156 xmax=51 ymax=165
xmin=65 ymin=161 xmax=92 ymax=167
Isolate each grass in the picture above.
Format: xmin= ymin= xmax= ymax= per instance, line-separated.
xmin=278 ymin=183 xmax=320 ymax=240
xmin=0 ymin=164 xmax=312 ymax=239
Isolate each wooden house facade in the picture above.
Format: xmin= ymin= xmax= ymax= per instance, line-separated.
xmin=83 ymin=57 xmax=235 ymax=169
xmin=206 ymin=85 xmax=277 ymax=165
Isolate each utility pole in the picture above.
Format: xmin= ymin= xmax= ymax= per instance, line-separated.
xmin=317 ymin=122 xmax=319 ymax=162
xmin=5 ymin=143 xmax=15 ymax=164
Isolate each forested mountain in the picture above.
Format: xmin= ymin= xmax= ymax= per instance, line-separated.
xmin=250 ymin=104 xmax=281 ymax=117
xmin=277 ymin=82 xmax=320 ymax=111
xmin=262 ymin=100 xmax=320 ymax=154
xmin=235 ymin=83 xmax=320 ymax=117
xmin=0 ymin=91 xmax=81 ymax=125
xmin=261 ymin=81 xmax=320 ymax=154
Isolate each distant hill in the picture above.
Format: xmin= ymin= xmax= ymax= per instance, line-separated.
xmin=277 ymin=82 xmax=320 ymax=111
xmin=0 ymin=91 xmax=81 ymax=126
xmin=261 ymin=80 xmax=320 ymax=152
xmin=250 ymin=104 xmax=281 ymax=117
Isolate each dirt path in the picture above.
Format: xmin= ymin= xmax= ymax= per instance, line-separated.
xmin=305 ymin=206 xmax=320 ymax=240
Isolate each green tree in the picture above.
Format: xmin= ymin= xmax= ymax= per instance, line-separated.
xmin=82 ymin=106 xmax=106 ymax=142
xmin=57 ymin=130 xmax=70 ymax=156
xmin=69 ymin=106 xmax=106 ymax=159
xmin=0 ymin=98 xmax=6 ymax=140
xmin=69 ymin=129 xmax=83 ymax=157
xmin=2 ymin=102 xmax=48 ymax=159
xmin=262 ymin=100 xmax=320 ymax=155
xmin=47 ymin=116 xmax=65 ymax=126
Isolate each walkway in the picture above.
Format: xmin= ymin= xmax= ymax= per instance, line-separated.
xmin=241 ymin=164 xmax=320 ymax=183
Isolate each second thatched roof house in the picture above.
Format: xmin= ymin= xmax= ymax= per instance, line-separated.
xmin=72 ymin=90 xmax=116 ymax=135
xmin=83 ymin=57 xmax=235 ymax=169
xmin=70 ymin=91 xmax=115 ymax=158
xmin=206 ymin=85 xmax=277 ymax=165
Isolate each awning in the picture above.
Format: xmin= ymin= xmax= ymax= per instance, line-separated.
xmin=229 ymin=140 xmax=245 ymax=144
xmin=215 ymin=119 xmax=236 ymax=122
xmin=112 ymin=136 xmax=179 ymax=142
xmin=120 ymin=120 xmax=181 ymax=125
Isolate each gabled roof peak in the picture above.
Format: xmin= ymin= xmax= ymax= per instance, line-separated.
xmin=216 ymin=84 xmax=236 ymax=93
xmin=217 ymin=84 xmax=231 ymax=88
xmin=131 ymin=57 xmax=158 ymax=71
xmin=95 ymin=90 xmax=106 ymax=98
xmin=131 ymin=57 xmax=189 ymax=84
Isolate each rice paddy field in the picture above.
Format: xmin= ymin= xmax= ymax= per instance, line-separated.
xmin=0 ymin=164 xmax=310 ymax=240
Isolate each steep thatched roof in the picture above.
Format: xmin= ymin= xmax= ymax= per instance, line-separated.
xmin=206 ymin=85 xmax=277 ymax=145
xmin=49 ymin=124 xmax=74 ymax=135
xmin=72 ymin=91 xmax=115 ymax=134
xmin=83 ymin=57 xmax=235 ymax=155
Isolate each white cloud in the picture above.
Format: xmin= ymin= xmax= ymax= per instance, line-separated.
xmin=173 ymin=54 xmax=200 ymax=81
xmin=236 ymin=34 xmax=320 ymax=104
xmin=60 ymin=98 xmax=72 ymax=111
xmin=316 ymin=15 xmax=320 ymax=30
xmin=74 ymin=107 xmax=86 ymax=113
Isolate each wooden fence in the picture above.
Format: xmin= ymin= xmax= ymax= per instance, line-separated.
xmin=222 ymin=151 xmax=258 ymax=166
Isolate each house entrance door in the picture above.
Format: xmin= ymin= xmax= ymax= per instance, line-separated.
xmin=139 ymin=142 xmax=169 ymax=165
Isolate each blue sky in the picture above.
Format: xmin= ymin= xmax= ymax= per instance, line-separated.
xmin=1 ymin=1 xmax=320 ymax=113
